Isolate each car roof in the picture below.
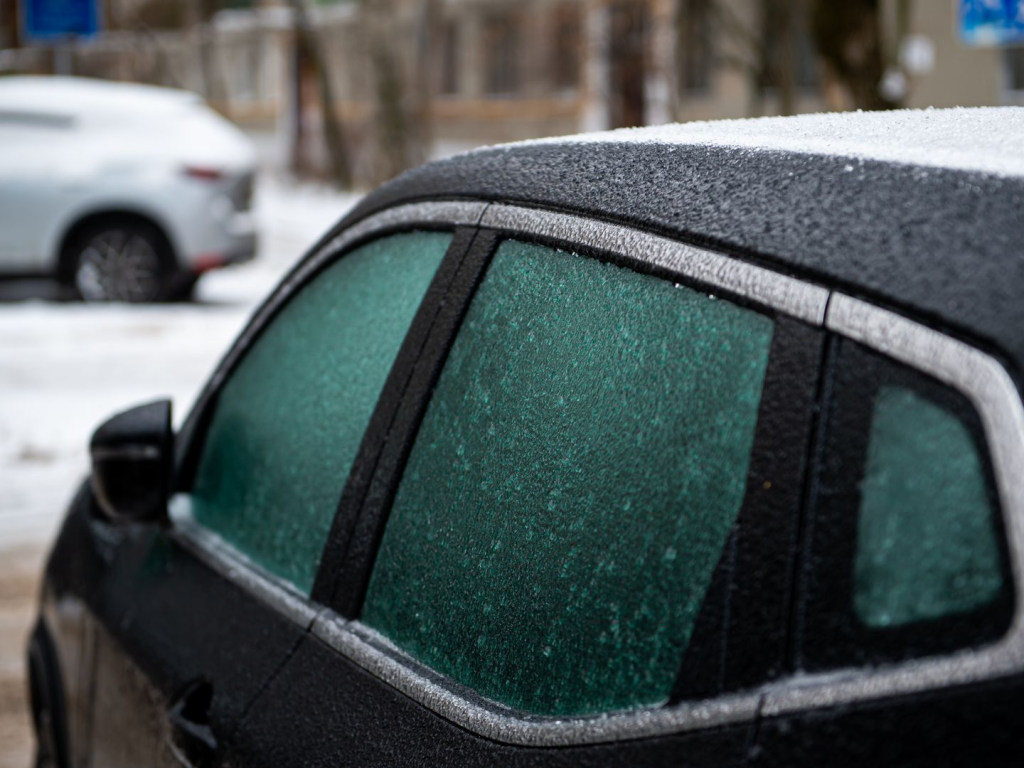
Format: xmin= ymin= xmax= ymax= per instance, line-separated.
xmin=520 ymin=107 xmax=1024 ymax=179
xmin=0 ymin=76 xmax=202 ymax=120
xmin=344 ymin=107 xmax=1024 ymax=380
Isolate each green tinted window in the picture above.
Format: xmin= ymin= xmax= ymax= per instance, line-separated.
xmin=854 ymin=386 xmax=1004 ymax=627
xmin=190 ymin=232 xmax=451 ymax=594
xmin=361 ymin=240 xmax=773 ymax=716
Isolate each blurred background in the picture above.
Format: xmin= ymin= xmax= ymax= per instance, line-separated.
xmin=1 ymin=0 xmax=1021 ymax=186
xmin=1 ymin=1 xmax=1022 ymax=765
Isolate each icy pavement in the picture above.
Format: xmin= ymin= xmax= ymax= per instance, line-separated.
xmin=0 ymin=178 xmax=361 ymax=551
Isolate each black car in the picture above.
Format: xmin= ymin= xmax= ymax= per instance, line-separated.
xmin=28 ymin=108 xmax=1024 ymax=767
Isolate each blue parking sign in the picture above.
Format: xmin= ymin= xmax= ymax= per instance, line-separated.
xmin=960 ymin=0 xmax=1024 ymax=46
xmin=21 ymin=0 xmax=100 ymax=41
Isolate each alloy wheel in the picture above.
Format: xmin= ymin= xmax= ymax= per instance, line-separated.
xmin=75 ymin=228 xmax=164 ymax=302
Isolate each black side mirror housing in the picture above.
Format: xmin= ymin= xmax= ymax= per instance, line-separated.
xmin=90 ymin=399 xmax=173 ymax=525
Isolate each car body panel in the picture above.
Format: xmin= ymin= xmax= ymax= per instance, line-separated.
xmin=29 ymin=108 xmax=1024 ymax=765
xmin=226 ymin=632 xmax=756 ymax=768
xmin=39 ymin=485 xmax=307 ymax=766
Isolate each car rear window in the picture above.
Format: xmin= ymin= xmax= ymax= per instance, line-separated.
xmin=361 ymin=239 xmax=773 ymax=716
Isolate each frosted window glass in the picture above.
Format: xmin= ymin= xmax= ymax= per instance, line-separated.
xmin=190 ymin=232 xmax=451 ymax=594
xmin=854 ymin=386 xmax=1003 ymax=627
xmin=362 ymin=240 xmax=773 ymax=716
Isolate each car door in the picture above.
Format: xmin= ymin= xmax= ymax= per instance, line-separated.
xmin=81 ymin=216 xmax=472 ymax=766
xmin=225 ymin=206 xmax=828 ymax=766
xmin=752 ymin=298 xmax=1024 ymax=766
xmin=0 ymin=111 xmax=72 ymax=270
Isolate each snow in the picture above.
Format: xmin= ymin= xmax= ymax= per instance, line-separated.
xmin=0 ymin=178 xmax=360 ymax=550
xmin=511 ymin=107 xmax=1024 ymax=179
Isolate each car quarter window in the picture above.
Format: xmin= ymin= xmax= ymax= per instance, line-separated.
xmin=189 ymin=231 xmax=452 ymax=594
xmin=799 ymin=339 xmax=1014 ymax=670
xmin=856 ymin=386 xmax=1003 ymax=626
xmin=360 ymin=238 xmax=775 ymax=717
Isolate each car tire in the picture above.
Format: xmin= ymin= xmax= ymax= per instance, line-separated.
xmin=67 ymin=220 xmax=175 ymax=303
xmin=167 ymin=271 xmax=201 ymax=302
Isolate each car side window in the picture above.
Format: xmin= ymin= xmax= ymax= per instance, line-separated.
xmin=855 ymin=386 xmax=1003 ymax=627
xmin=799 ymin=339 xmax=1014 ymax=670
xmin=189 ymin=231 xmax=452 ymax=594
xmin=360 ymin=239 xmax=774 ymax=717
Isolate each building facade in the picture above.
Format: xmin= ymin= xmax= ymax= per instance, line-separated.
xmin=1 ymin=0 xmax=1021 ymax=181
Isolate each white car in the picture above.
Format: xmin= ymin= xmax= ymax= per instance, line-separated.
xmin=0 ymin=76 xmax=257 ymax=302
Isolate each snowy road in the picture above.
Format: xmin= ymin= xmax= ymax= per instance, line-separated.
xmin=0 ymin=179 xmax=359 ymax=767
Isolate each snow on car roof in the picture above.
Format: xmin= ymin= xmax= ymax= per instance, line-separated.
xmin=0 ymin=76 xmax=202 ymax=120
xmin=518 ymin=107 xmax=1024 ymax=179
xmin=352 ymin=106 xmax=1024 ymax=377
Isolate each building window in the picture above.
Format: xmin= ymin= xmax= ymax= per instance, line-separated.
xmin=1006 ymin=47 xmax=1024 ymax=94
xmin=236 ymin=40 xmax=263 ymax=103
xmin=483 ymin=14 xmax=521 ymax=95
xmin=439 ymin=20 xmax=460 ymax=95
xmin=551 ymin=4 xmax=581 ymax=92
xmin=680 ymin=0 xmax=713 ymax=93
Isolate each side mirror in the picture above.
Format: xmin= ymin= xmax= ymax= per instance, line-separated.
xmin=90 ymin=399 xmax=173 ymax=525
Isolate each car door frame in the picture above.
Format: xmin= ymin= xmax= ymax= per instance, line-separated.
xmin=298 ymin=203 xmax=829 ymax=750
xmin=757 ymin=295 xmax=1024 ymax=718
xmin=75 ymin=201 xmax=489 ymax=765
xmin=168 ymin=201 xmax=492 ymax=629
xmin=156 ymin=198 xmax=825 ymax=757
xmin=313 ymin=207 xmax=828 ymax=703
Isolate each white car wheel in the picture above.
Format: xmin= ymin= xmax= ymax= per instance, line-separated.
xmin=73 ymin=226 xmax=169 ymax=303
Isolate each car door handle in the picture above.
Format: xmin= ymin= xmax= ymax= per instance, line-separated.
xmin=167 ymin=679 xmax=218 ymax=768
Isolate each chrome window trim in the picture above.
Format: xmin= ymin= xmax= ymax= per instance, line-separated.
xmin=309 ymin=611 xmax=759 ymax=746
xmin=168 ymin=496 xmax=323 ymax=631
xmin=479 ymin=204 xmax=830 ymax=325
xmin=185 ymin=200 xmax=487 ymax=414
xmin=758 ymin=295 xmax=1024 ymax=719
xmin=173 ymin=200 xmax=487 ymax=607
xmin=230 ymin=200 xmax=486 ymax=367
xmin=171 ymin=201 xmax=1024 ymax=747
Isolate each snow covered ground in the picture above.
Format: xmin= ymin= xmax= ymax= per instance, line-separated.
xmin=0 ymin=178 xmax=361 ymax=551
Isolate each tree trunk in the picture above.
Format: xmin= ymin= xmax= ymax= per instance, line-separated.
xmin=408 ymin=0 xmax=440 ymax=167
xmin=774 ymin=0 xmax=796 ymax=116
xmin=607 ymin=0 xmax=647 ymax=128
xmin=362 ymin=0 xmax=413 ymax=184
xmin=192 ymin=0 xmax=229 ymax=108
xmin=810 ymin=0 xmax=898 ymax=110
xmin=289 ymin=0 xmax=352 ymax=188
